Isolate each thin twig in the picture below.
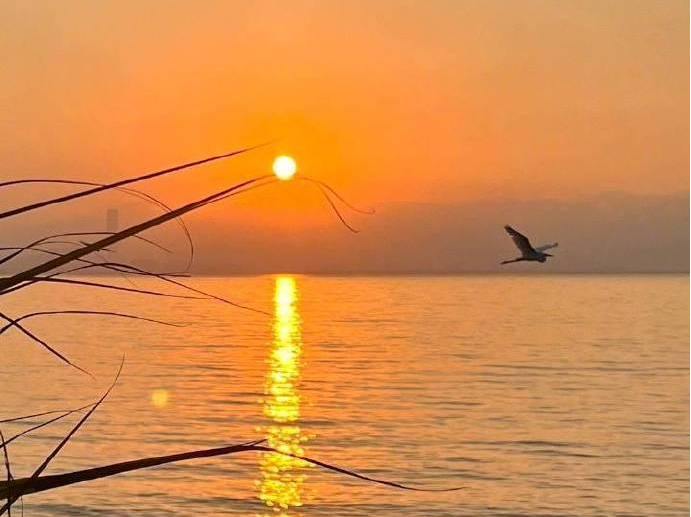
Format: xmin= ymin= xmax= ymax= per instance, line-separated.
xmin=0 ymin=403 xmax=97 ymax=448
xmin=0 ymin=442 xmax=463 ymax=502
xmin=0 ymin=176 xmax=272 ymax=293
xmin=299 ymin=177 xmax=376 ymax=214
xmin=0 ymin=142 xmax=272 ymax=222
xmin=0 ymin=232 xmax=170 ymax=268
xmin=0 ymin=357 xmax=125 ymax=513
xmin=0 ymin=429 xmax=12 ymax=516
xmin=0 ymin=312 xmax=92 ymax=377
xmin=0 ymin=179 xmax=196 ymax=271
xmin=2 ymin=278 xmax=206 ymax=299
xmin=0 ymin=311 xmax=184 ymax=337
xmin=0 ymin=405 xmax=96 ymax=425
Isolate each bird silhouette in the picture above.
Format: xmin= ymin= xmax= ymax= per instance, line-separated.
xmin=501 ymin=225 xmax=558 ymax=265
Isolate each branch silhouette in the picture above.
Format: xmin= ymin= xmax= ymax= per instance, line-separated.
xmin=0 ymin=145 xmax=462 ymax=515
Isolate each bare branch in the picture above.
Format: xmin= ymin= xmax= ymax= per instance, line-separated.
xmin=3 ymin=278 xmax=206 ymax=299
xmin=0 ymin=312 xmax=91 ymax=376
xmin=0 ymin=403 xmax=97 ymax=448
xmin=0 ymin=405 xmax=96 ymax=424
xmin=0 ymin=142 xmax=271 ymax=222
xmin=0 ymin=429 xmax=12 ymax=509
xmin=298 ymin=177 xmax=376 ymax=215
xmin=0 ymin=176 xmax=271 ymax=293
xmin=0 ymin=442 xmax=463 ymax=503
xmin=0 ymin=232 xmax=170 ymax=268
xmin=0 ymin=357 xmax=124 ymax=513
xmin=0 ymin=310 xmax=184 ymax=337
xmin=0 ymin=179 xmax=195 ymax=272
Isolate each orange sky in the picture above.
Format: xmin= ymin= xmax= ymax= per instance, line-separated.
xmin=0 ymin=0 xmax=688 ymax=251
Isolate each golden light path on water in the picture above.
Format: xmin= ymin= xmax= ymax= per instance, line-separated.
xmin=258 ymin=276 xmax=310 ymax=515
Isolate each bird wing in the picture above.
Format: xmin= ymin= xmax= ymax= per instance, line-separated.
xmin=535 ymin=242 xmax=558 ymax=252
xmin=504 ymin=225 xmax=535 ymax=255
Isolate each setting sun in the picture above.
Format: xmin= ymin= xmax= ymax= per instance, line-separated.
xmin=272 ymin=155 xmax=297 ymax=180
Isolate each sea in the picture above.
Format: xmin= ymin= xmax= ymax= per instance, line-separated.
xmin=1 ymin=274 xmax=688 ymax=516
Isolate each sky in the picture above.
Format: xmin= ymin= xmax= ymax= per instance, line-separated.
xmin=0 ymin=0 xmax=688 ymax=272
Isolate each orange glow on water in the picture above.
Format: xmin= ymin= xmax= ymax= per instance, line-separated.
xmin=258 ymin=276 xmax=310 ymax=514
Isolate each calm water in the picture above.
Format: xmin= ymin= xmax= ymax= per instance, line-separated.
xmin=1 ymin=275 xmax=688 ymax=516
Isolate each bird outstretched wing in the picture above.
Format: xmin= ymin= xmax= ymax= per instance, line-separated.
xmin=504 ymin=225 xmax=535 ymax=255
xmin=535 ymin=242 xmax=558 ymax=252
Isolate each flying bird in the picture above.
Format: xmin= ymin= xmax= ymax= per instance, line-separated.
xmin=501 ymin=225 xmax=558 ymax=265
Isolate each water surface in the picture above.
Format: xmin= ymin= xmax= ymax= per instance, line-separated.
xmin=1 ymin=275 xmax=688 ymax=516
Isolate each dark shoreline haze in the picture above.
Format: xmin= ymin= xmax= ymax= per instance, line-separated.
xmin=2 ymin=191 xmax=687 ymax=276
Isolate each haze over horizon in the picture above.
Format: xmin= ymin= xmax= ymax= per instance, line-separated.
xmin=1 ymin=189 xmax=687 ymax=274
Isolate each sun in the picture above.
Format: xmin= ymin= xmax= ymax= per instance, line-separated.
xmin=272 ymin=155 xmax=297 ymax=180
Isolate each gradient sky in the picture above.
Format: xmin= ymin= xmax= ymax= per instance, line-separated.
xmin=0 ymin=1 xmax=688 ymax=271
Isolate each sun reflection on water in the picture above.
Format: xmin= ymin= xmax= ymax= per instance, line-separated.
xmin=257 ymin=276 xmax=310 ymax=515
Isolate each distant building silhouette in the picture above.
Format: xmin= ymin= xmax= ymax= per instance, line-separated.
xmin=106 ymin=208 xmax=119 ymax=233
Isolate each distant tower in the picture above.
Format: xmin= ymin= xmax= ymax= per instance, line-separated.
xmin=106 ymin=208 xmax=119 ymax=233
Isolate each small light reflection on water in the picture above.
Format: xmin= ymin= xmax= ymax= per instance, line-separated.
xmin=150 ymin=388 xmax=170 ymax=408
xmin=257 ymin=276 xmax=311 ymax=515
